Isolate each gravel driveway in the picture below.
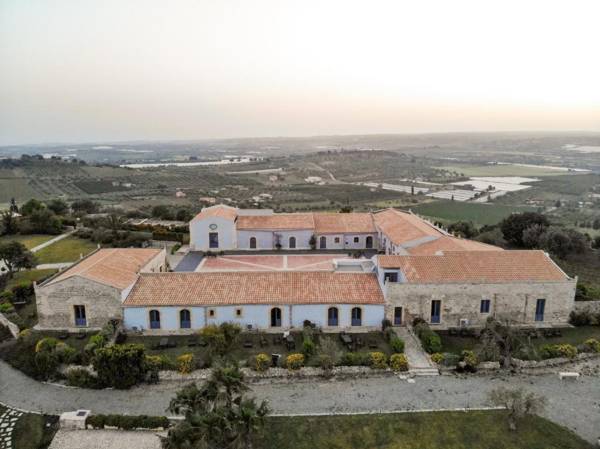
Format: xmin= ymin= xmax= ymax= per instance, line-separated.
xmin=1 ymin=359 xmax=598 ymax=444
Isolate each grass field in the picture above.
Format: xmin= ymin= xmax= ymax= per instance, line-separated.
xmin=0 ymin=404 xmax=58 ymax=449
xmin=0 ymin=234 xmax=54 ymax=250
xmin=412 ymin=200 xmax=536 ymax=226
xmin=33 ymin=237 xmax=98 ymax=264
xmin=257 ymin=410 xmax=592 ymax=449
xmin=556 ymin=253 xmax=600 ymax=293
xmin=436 ymin=164 xmax=570 ymax=177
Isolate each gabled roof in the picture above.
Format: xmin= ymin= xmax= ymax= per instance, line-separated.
xmin=45 ymin=248 xmax=162 ymax=290
xmin=123 ymin=272 xmax=384 ymax=306
xmin=191 ymin=204 xmax=238 ymax=222
xmin=373 ymin=208 xmax=444 ymax=245
xmin=314 ymin=213 xmax=376 ymax=234
xmin=236 ymin=213 xmax=315 ymax=230
xmin=377 ymin=250 xmax=570 ymax=283
xmin=406 ymin=236 xmax=502 ymax=255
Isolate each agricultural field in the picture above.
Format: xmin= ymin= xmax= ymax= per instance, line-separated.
xmin=434 ymin=164 xmax=573 ymax=178
xmin=412 ymin=200 xmax=536 ymax=226
xmin=258 ymin=411 xmax=593 ymax=449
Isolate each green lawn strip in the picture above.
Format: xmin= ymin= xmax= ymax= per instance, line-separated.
xmin=12 ymin=411 xmax=58 ymax=449
xmin=411 ymin=200 xmax=536 ymax=226
xmin=33 ymin=237 xmax=98 ymax=264
xmin=256 ymin=411 xmax=592 ymax=449
xmin=0 ymin=234 xmax=55 ymax=250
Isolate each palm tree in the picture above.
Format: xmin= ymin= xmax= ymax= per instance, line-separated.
xmin=209 ymin=363 xmax=248 ymax=407
xmin=229 ymin=398 xmax=270 ymax=449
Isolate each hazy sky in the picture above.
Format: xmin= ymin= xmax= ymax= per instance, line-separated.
xmin=1 ymin=0 xmax=599 ymax=145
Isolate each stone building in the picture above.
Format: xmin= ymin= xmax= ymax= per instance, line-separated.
xmin=377 ymin=251 xmax=576 ymax=329
xmin=35 ymin=248 xmax=166 ymax=331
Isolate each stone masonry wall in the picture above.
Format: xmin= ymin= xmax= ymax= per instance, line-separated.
xmin=573 ymin=300 xmax=600 ymax=315
xmin=36 ymin=276 xmax=122 ymax=330
xmin=385 ymin=280 xmax=576 ymax=329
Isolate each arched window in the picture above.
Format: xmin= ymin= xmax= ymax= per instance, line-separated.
xmin=319 ymin=236 xmax=327 ymax=249
xmin=180 ymin=309 xmax=191 ymax=329
xmin=327 ymin=307 xmax=339 ymax=326
xmin=149 ymin=309 xmax=161 ymax=329
xmin=289 ymin=236 xmax=296 ymax=249
xmin=351 ymin=307 xmax=362 ymax=326
xmin=249 ymin=237 xmax=257 ymax=249
xmin=271 ymin=307 xmax=282 ymax=327
xmin=366 ymin=236 xmax=373 ymax=249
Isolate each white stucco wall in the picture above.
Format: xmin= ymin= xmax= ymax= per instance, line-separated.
xmin=189 ymin=216 xmax=236 ymax=251
xmin=237 ymin=229 xmax=313 ymax=250
xmin=123 ymin=303 xmax=384 ymax=333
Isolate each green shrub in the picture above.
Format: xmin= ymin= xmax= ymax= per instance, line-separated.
xmin=93 ymin=344 xmax=147 ymax=389
xmin=199 ymin=322 xmax=241 ymax=356
xmin=440 ymin=353 xmax=461 ymax=367
xmin=177 ymin=353 xmax=195 ymax=374
xmin=316 ymin=354 xmax=334 ymax=371
xmin=461 ymin=350 xmax=478 ymax=368
xmin=0 ymin=290 xmax=15 ymax=303
xmin=302 ymin=337 xmax=316 ymax=357
xmin=390 ymin=353 xmax=408 ymax=371
xmin=66 ymin=368 xmax=99 ymax=388
xmin=55 ymin=342 xmax=78 ymax=364
xmin=390 ymin=337 xmax=405 ymax=353
xmin=583 ymin=338 xmax=600 ymax=353
xmin=86 ymin=414 xmax=169 ymax=430
xmin=255 ymin=353 xmax=271 ymax=372
xmin=369 ymin=352 xmax=388 ymax=369
xmin=340 ymin=352 xmax=371 ymax=366
xmin=430 ymin=353 xmax=444 ymax=364
xmin=569 ymin=310 xmax=591 ymax=326
xmin=414 ymin=323 xmax=442 ymax=353
xmin=145 ymin=354 xmax=175 ymax=371
xmin=286 ymin=353 xmax=304 ymax=370
xmin=0 ymin=302 xmax=15 ymax=313
xmin=11 ymin=282 xmax=34 ymax=303
xmin=540 ymin=343 xmax=578 ymax=360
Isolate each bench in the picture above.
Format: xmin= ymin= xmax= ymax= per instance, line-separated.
xmin=559 ymin=372 xmax=580 ymax=380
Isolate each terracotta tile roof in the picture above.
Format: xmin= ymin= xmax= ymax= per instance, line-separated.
xmin=123 ymin=272 xmax=384 ymax=306
xmin=236 ymin=213 xmax=315 ymax=230
xmin=373 ymin=209 xmax=443 ymax=245
xmin=46 ymin=248 xmax=163 ymax=290
xmin=407 ymin=236 xmax=503 ymax=255
xmin=314 ymin=213 xmax=376 ymax=234
xmin=191 ymin=204 xmax=238 ymax=222
xmin=377 ymin=250 xmax=570 ymax=283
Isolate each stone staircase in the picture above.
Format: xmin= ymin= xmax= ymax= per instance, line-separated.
xmin=393 ymin=327 xmax=439 ymax=376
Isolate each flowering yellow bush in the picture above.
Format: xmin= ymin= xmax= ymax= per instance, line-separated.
xmin=369 ymin=351 xmax=388 ymax=369
xmin=286 ymin=353 xmax=304 ymax=370
xmin=255 ymin=353 xmax=271 ymax=371
xmin=390 ymin=353 xmax=408 ymax=371
xmin=430 ymin=353 xmax=444 ymax=364
xmin=584 ymin=338 xmax=600 ymax=353
xmin=177 ymin=353 xmax=195 ymax=374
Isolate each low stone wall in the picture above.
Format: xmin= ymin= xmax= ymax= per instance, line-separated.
xmin=159 ymin=365 xmax=397 ymax=382
xmin=0 ymin=312 xmax=19 ymax=339
xmin=511 ymin=352 xmax=600 ymax=369
xmin=573 ymin=300 xmax=600 ymax=314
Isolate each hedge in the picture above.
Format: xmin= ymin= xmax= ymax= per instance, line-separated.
xmin=86 ymin=414 xmax=170 ymax=430
xmin=414 ymin=323 xmax=442 ymax=354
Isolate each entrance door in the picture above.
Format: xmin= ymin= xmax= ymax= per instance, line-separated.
xmin=271 ymin=307 xmax=282 ymax=327
xmin=430 ymin=300 xmax=441 ymax=324
xmin=319 ymin=236 xmax=327 ymax=249
xmin=535 ymin=298 xmax=545 ymax=322
xmin=209 ymin=232 xmax=219 ymax=249
xmin=366 ymin=236 xmax=373 ymax=249
xmin=393 ymin=306 xmax=403 ymax=325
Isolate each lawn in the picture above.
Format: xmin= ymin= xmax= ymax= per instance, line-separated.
xmin=0 ymin=404 xmax=58 ymax=449
xmin=412 ymin=200 xmax=536 ymax=226
xmin=555 ymin=253 xmax=600 ymax=294
xmin=6 ymin=268 xmax=58 ymax=290
xmin=256 ymin=410 xmax=592 ymax=449
xmin=33 ymin=237 xmax=98 ymax=264
xmin=0 ymin=234 xmax=54 ymax=250
xmin=126 ymin=331 xmax=391 ymax=367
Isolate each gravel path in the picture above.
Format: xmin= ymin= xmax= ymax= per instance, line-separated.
xmin=1 ymin=360 xmax=598 ymax=443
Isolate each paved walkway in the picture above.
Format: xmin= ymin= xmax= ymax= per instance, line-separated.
xmin=30 ymin=231 xmax=74 ymax=253
xmin=36 ymin=262 xmax=73 ymax=270
xmin=394 ymin=327 xmax=438 ymax=374
xmin=0 ymin=406 xmax=23 ymax=449
xmin=0 ymin=359 xmax=599 ymax=443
